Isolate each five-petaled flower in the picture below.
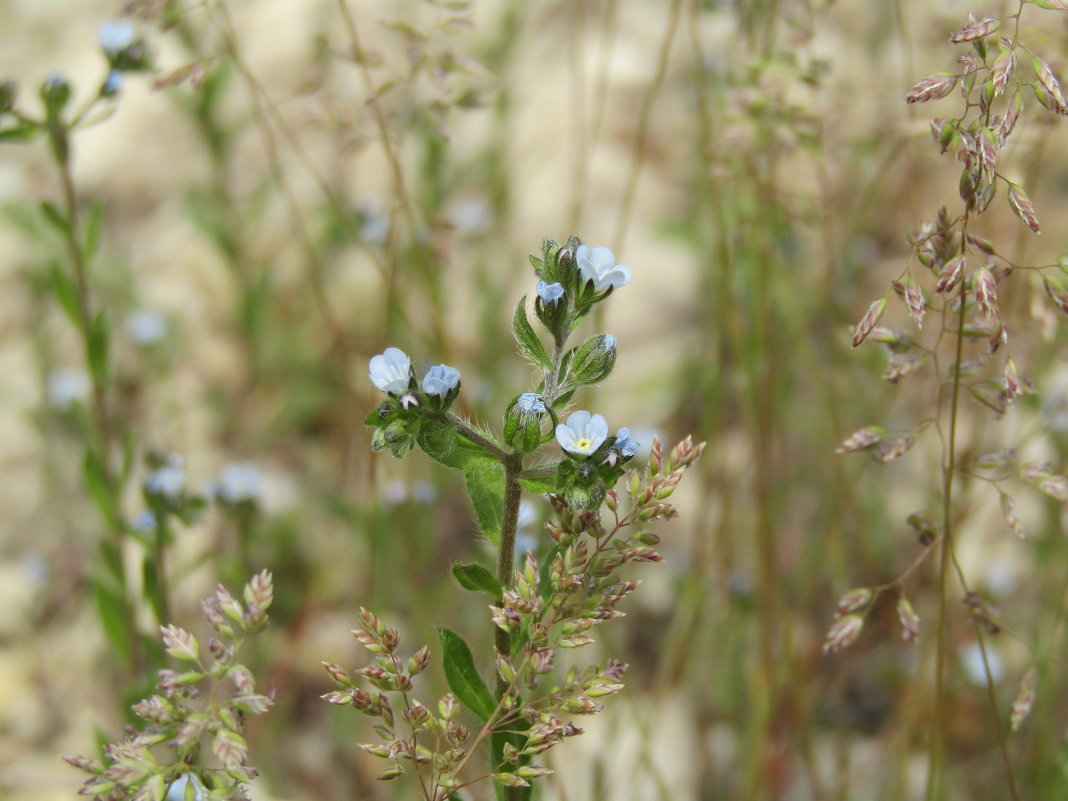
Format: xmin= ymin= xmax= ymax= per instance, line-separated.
xmin=536 ymin=281 xmax=565 ymax=304
xmin=422 ymin=364 xmax=461 ymax=398
xmin=576 ymin=245 xmax=631 ymax=293
xmin=369 ymin=348 xmax=412 ymax=394
xmin=555 ymin=410 xmax=609 ymax=456
xmin=517 ymin=393 xmax=546 ymax=413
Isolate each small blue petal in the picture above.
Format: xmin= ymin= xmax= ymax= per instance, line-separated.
xmin=369 ymin=347 xmax=411 ymax=394
xmin=555 ymin=410 xmax=609 ymax=455
xmin=98 ymin=21 xmax=136 ymax=55
xmin=422 ymin=364 xmax=461 ymax=398
xmin=517 ymin=392 xmax=546 ymax=413
xmin=536 ymin=280 xmax=565 ymax=304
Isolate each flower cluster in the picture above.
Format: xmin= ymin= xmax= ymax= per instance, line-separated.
xmin=341 ymin=236 xmax=701 ymax=797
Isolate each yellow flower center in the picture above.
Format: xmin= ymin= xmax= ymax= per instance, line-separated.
xmin=576 ymin=437 xmax=592 ymax=452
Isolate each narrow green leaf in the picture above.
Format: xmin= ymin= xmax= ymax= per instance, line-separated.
xmin=90 ymin=573 xmax=132 ymax=667
xmin=83 ymin=449 xmax=117 ymax=529
xmin=512 ymin=297 xmax=551 ymax=370
xmin=464 ymin=459 xmax=504 ymax=546
xmin=83 ymin=201 xmax=104 ymax=263
xmin=142 ymin=556 xmax=166 ymax=624
xmin=87 ymin=310 xmax=110 ymax=387
xmin=538 ymin=546 xmax=561 ymax=600
xmin=0 ymin=121 xmax=40 ymax=142
xmin=517 ymin=474 xmax=556 ymax=495
xmin=438 ymin=627 xmax=496 ymax=723
xmin=47 ymin=261 xmax=80 ymax=325
xmin=39 ymin=200 xmax=70 ymax=235
xmin=451 ymin=562 xmax=503 ymax=597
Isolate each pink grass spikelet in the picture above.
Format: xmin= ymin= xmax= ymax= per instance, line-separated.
xmin=935 ymin=255 xmax=966 ymax=294
xmin=835 ymin=587 xmax=873 ymax=616
xmin=905 ymin=276 xmax=926 ymax=328
xmin=822 ymin=614 xmax=864 ymax=655
xmin=950 ymin=15 xmax=999 ymax=43
xmin=884 ymin=353 xmax=923 ymax=384
xmin=852 ymin=298 xmax=887 ymax=347
xmin=1000 ymin=493 xmax=1025 ymax=538
xmin=874 ymin=434 xmax=914 ymax=464
xmin=991 ymin=50 xmax=1017 ymax=98
xmin=897 ymin=597 xmax=920 ymax=642
xmin=836 ymin=426 xmax=884 ymax=453
xmin=975 ymin=267 xmax=999 ymax=318
xmin=1011 ymin=666 xmax=1038 ymax=731
xmin=906 ymin=73 xmax=957 ymax=104
xmin=1008 ymin=183 xmax=1040 ymax=233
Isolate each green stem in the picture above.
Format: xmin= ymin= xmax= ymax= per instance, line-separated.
xmin=495 ymin=452 xmax=523 ymax=801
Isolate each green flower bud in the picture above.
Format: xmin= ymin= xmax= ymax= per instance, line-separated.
xmin=39 ymin=74 xmax=71 ymax=118
xmin=503 ymin=393 xmax=549 ymax=453
xmin=568 ymin=334 xmax=617 ymax=386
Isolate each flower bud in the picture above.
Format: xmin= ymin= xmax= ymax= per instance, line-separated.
xmin=39 ymin=74 xmax=71 ymax=117
xmin=568 ymin=334 xmax=617 ymax=386
xmin=503 ymin=393 xmax=548 ymax=452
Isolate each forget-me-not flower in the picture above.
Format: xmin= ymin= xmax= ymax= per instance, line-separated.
xmin=575 ymin=244 xmax=631 ymax=293
xmin=146 ymin=463 xmax=185 ymax=500
xmin=369 ymin=347 xmax=412 ymax=394
xmin=98 ymin=21 xmax=136 ymax=55
xmin=124 ymin=309 xmax=167 ymax=345
xmin=216 ymin=462 xmax=264 ymax=504
xmin=555 ymin=410 xmax=609 ymax=456
xmin=422 ymin=364 xmax=461 ymax=397
xmin=517 ymin=392 xmax=546 ymax=413
xmin=47 ymin=368 xmax=90 ymax=409
xmin=536 ymin=280 xmax=565 ymax=304
xmin=614 ymin=428 xmax=640 ymax=458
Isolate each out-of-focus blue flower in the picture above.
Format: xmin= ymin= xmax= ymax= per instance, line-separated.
xmin=576 ymin=244 xmax=631 ymax=292
xmin=422 ymin=364 xmax=460 ymax=398
xmin=130 ymin=510 xmax=157 ymax=532
xmin=555 ymin=410 xmax=609 ymax=455
xmin=614 ymin=428 xmax=640 ymax=458
xmin=536 ymin=280 xmax=564 ymax=304
xmin=216 ymin=462 xmax=263 ymax=504
xmin=369 ymin=347 xmax=411 ymax=394
xmin=517 ymin=393 xmax=546 ymax=413
xmin=146 ymin=456 xmax=185 ymax=500
xmin=124 ymin=309 xmax=167 ymax=344
xmin=98 ymin=21 xmax=136 ymax=55
xmin=47 ymin=368 xmax=90 ymax=409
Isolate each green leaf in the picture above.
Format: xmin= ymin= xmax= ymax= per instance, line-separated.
xmin=39 ymin=200 xmax=70 ymax=235
xmin=0 ymin=121 xmax=40 ymax=142
xmin=83 ymin=201 xmax=104 ymax=263
xmin=512 ymin=297 xmax=551 ymax=370
xmin=142 ymin=556 xmax=166 ymax=624
xmin=438 ymin=627 xmax=496 ymax=723
xmin=517 ymin=473 xmax=556 ymax=495
xmin=464 ymin=459 xmax=504 ymax=546
xmin=90 ymin=573 xmax=132 ymax=667
xmin=538 ymin=546 xmax=561 ymax=600
xmin=451 ymin=562 xmax=503 ymax=597
xmin=87 ymin=310 xmax=110 ymax=387
xmin=47 ymin=260 xmax=80 ymax=325
xmin=418 ymin=418 xmax=459 ymax=467
xmin=83 ymin=449 xmax=117 ymax=529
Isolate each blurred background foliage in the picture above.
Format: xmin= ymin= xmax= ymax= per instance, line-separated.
xmin=3 ymin=0 xmax=1068 ymax=799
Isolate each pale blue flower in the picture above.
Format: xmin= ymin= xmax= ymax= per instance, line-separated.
xmin=555 ymin=410 xmax=609 ymax=455
xmin=536 ymin=280 xmax=564 ymax=304
xmin=47 ymin=368 xmax=90 ymax=409
xmin=614 ymin=428 xmax=640 ymax=458
xmin=131 ymin=510 xmax=157 ymax=532
xmin=517 ymin=392 xmax=546 ymax=413
xmin=98 ymin=21 xmax=136 ymax=55
xmin=369 ymin=347 xmax=411 ymax=394
xmin=166 ymin=774 xmax=208 ymax=801
xmin=217 ymin=462 xmax=263 ymax=504
xmin=422 ymin=364 xmax=460 ymax=397
xmin=124 ymin=309 xmax=166 ymax=344
xmin=575 ymin=244 xmax=631 ymax=292
xmin=147 ymin=464 xmax=185 ymax=499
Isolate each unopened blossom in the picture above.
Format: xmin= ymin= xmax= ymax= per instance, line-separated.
xmin=422 ymin=364 xmax=460 ymax=397
xmin=575 ymin=245 xmax=631 ymax=292
xmin=147 ymin=463 xmax=185 ymax=500
xmin=369 ymin=347 xmax=411 ymax=394
xmin=536 ymin=281 xmax=564 ymax=304
xmin=555 ymin=410 xmax=609 ymax=456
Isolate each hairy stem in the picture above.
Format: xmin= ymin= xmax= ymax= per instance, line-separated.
xmin=495 ymin=452 xmax=524 ymax=801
